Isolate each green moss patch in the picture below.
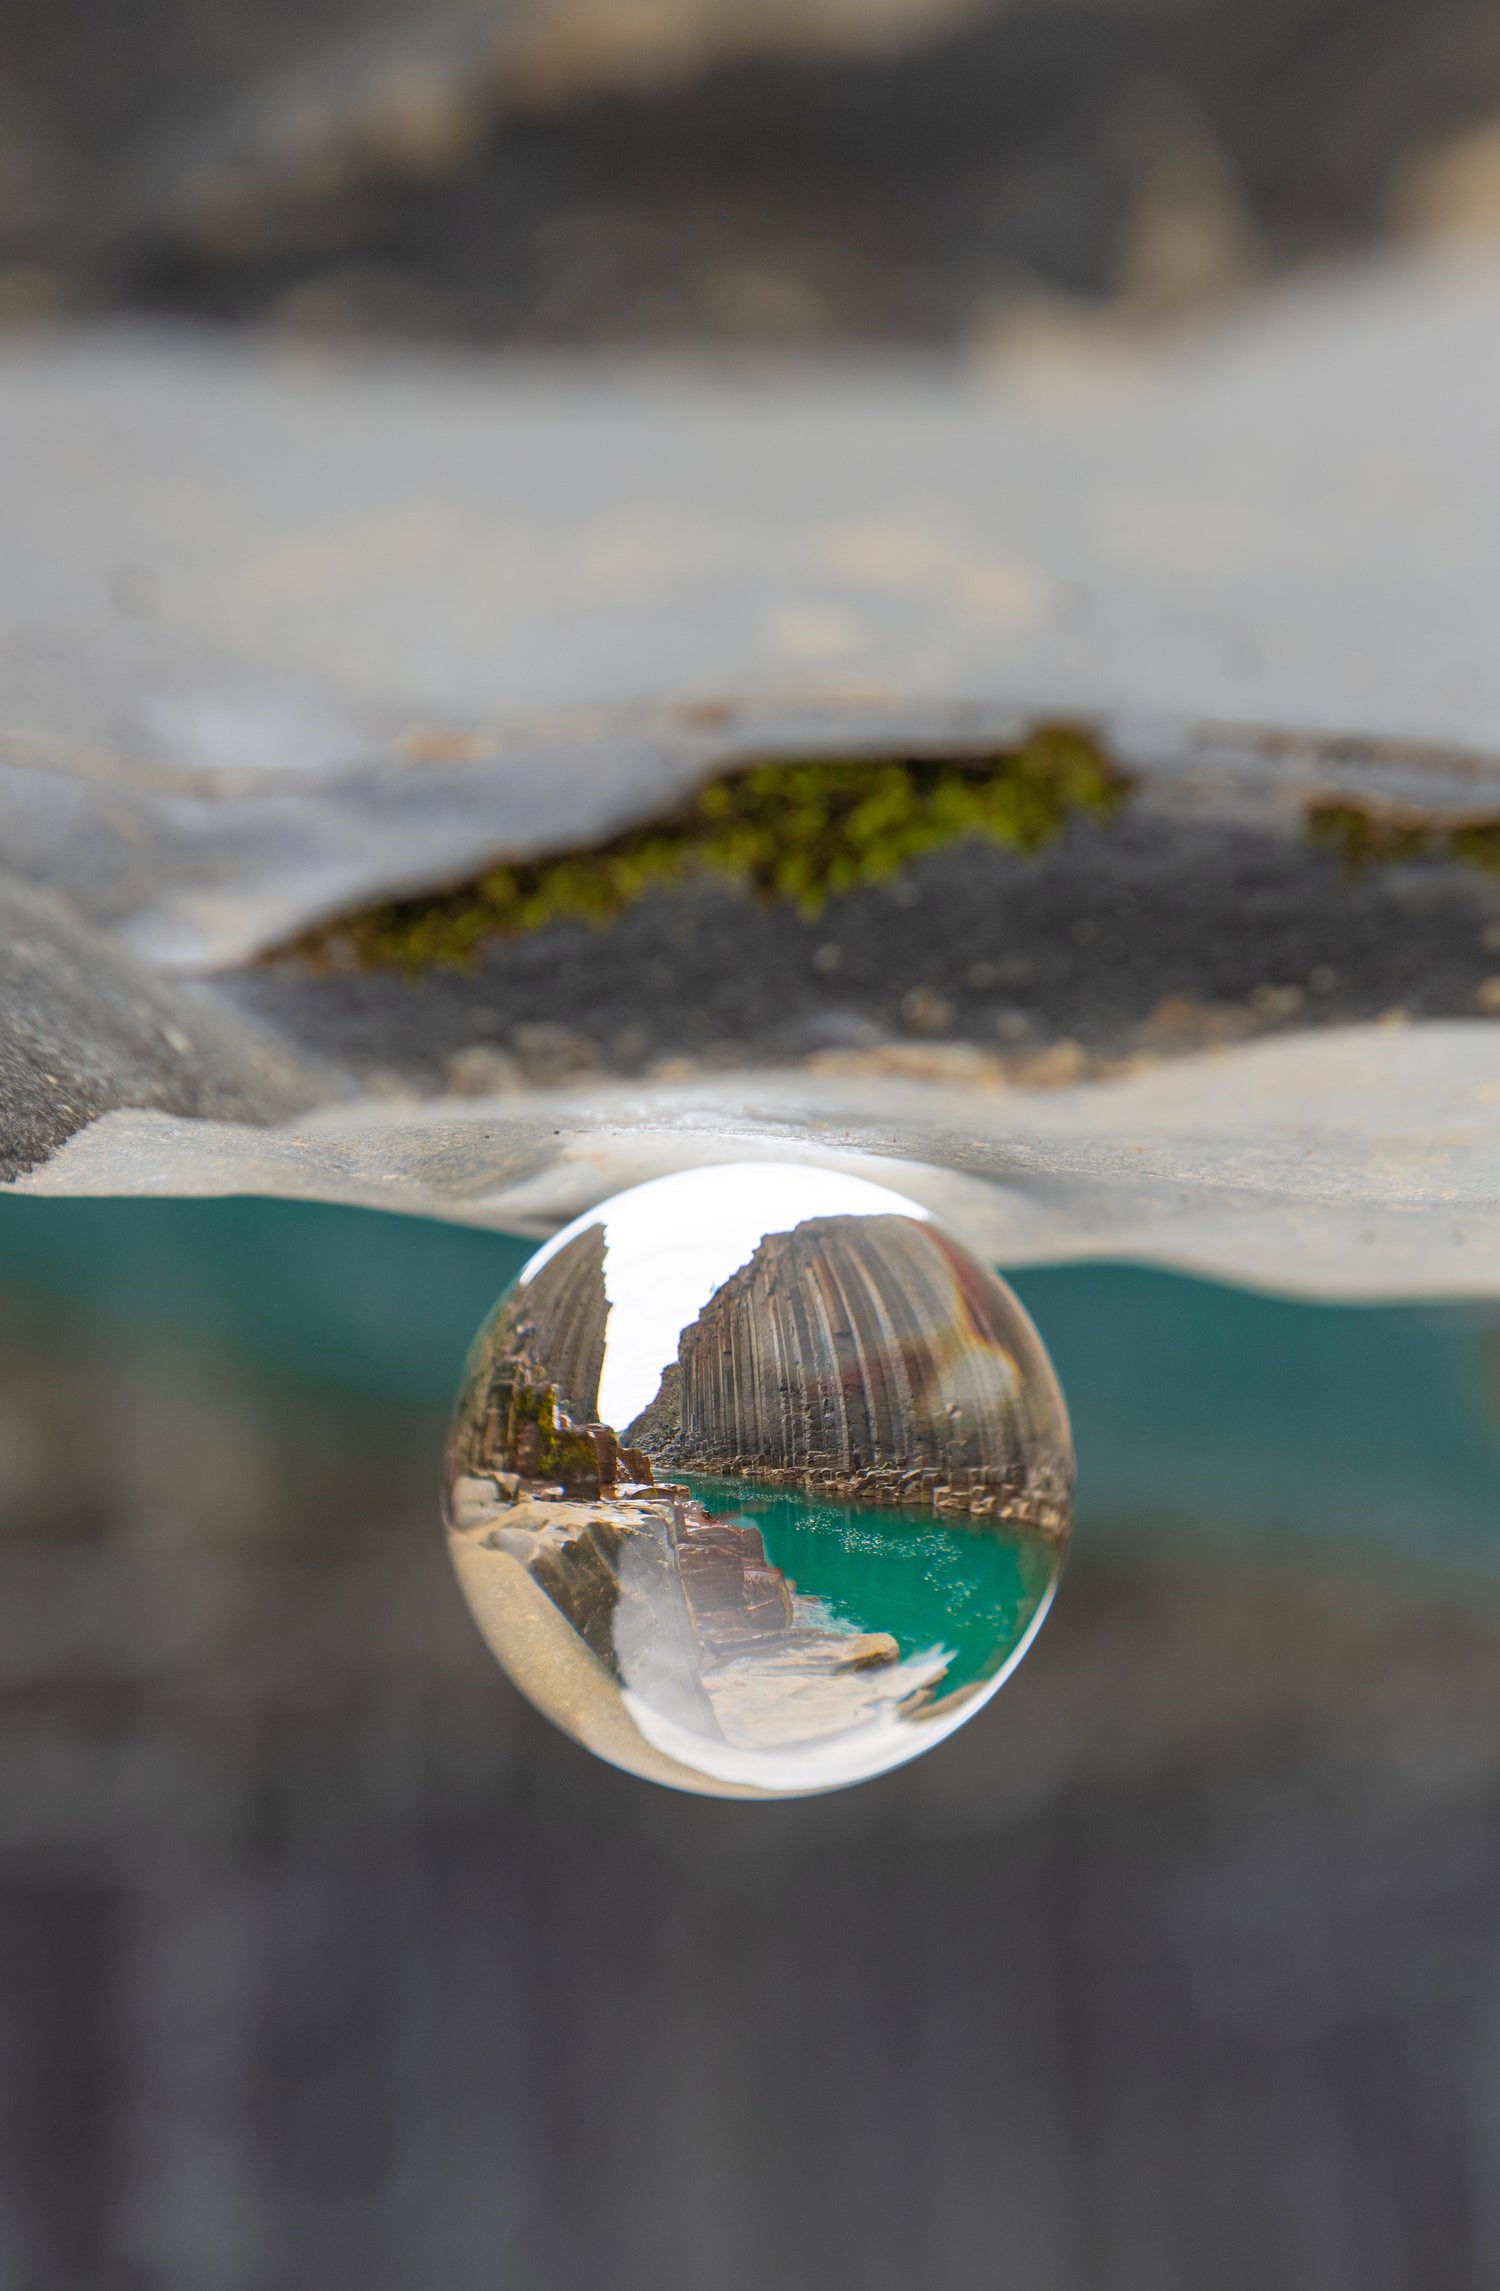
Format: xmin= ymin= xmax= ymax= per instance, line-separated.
xmin=1307 ymin=800 xmax=1500 ymax=878
xmin=286 ymin=725 xmax=1128 ymax=973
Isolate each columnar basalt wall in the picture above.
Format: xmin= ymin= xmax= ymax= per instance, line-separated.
xmin=654 ymin=1213 xmax=1065 ymax=1521
xmin=480 ymin=1220 xmax=609 ymax=1452
xmin=461 ymin=1221 xmax=611 ymax=1485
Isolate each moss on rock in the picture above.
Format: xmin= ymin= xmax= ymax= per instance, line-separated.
xmin=1307 ymin=801 xmax=1500 ymax=878
xmin=283 ymin=725 xmax=1128 ymax=974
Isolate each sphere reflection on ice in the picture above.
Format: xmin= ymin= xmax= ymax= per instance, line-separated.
xmin=444 ymin=1163 xmax=1073 ymax=1797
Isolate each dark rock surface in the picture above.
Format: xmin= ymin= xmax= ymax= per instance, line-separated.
xmin=227 ymin=814 xmax=1500 ymax=1091
xmin=17 ymin=792 xmax=1500 ymax=1191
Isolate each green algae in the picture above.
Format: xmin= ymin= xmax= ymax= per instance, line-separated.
xmin=286 ymin=725 xmax=1128 ymax=974
xmin=503 ymin=1374 xmax=604 ymax=1494
xmin=1307 ymin=800 xmax=1500 ymax=879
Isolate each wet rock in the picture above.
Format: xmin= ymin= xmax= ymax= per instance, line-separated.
xmin=836 ymin=1632 xmax=901 ymax=1670
xmin=674 ymin=1516 xmax=796 ymax=1640
xmin=525 ymin=1525 xmax=622 ymax=1670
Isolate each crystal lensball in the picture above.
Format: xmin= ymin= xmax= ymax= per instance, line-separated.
xmin=444 ymin=1163 xmax=1073 ymax=1797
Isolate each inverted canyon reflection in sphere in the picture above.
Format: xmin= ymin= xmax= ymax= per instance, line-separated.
xmin=444 ymin=1164 xmax=1073 ymax=1796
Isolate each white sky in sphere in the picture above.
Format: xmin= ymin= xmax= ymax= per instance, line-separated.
xmin=523 ymin=1162 xmax=930 ymax=1435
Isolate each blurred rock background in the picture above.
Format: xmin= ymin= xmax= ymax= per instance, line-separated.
xmin=4 ymin=1200 xmax=1500 ymax=2288
xmin=3 ymin=0 xmax=1500 ymax=347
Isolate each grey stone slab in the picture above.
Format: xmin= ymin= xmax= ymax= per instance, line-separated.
xmin=10 ymin=259 xmax=1500 ymax=1261
xmin=13 ymin=1023 xmax=1500 ymax=1301
xmin=5 ymin=251 xmax=1500 ymax=973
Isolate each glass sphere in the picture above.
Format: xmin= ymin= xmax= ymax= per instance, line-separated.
xmin=444 ymin=1163 xmax=1073 ymax=1797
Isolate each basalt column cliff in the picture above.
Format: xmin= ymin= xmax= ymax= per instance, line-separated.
xmin=629 ymin=1214 xmax=1069 ymax=1531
